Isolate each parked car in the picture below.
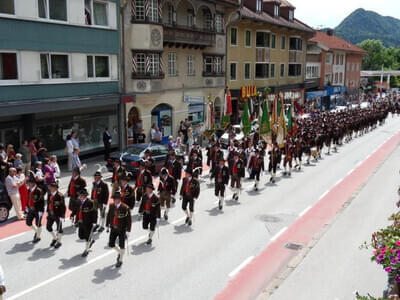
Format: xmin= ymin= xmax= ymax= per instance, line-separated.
xmin=106 ymin=144 xmax=185 ymax=178
xmin=220 ymin=121 xmax=258 ymax=148
xmin=0 ymin=181 xmax=12 ymax=223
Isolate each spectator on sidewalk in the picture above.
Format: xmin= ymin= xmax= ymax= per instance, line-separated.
xmin=20 ymin=140 xmax=31 ymax=175
xmin=66 ymin=135 xmax=74 ymax=172
xmin=13 ymin=153 xmax=24 ymax=170
xmin=50 ymin=155 xmax=61 ymax=181
xmin=16 ymin=167 xmax=28 ymax=213
xmin=6 ymin=145 xmax=16 ymax=165
xmin=0 ymin=264 xmax=5 ymax=300
xmin=136 ymin=129 xmax=146 ymax=144
xmin=71 ymin=131 xmax=80 ymax=150
xmin=5 ymin=167 xmax=24 ymax=220
xmin=37 ymin=141 xmax=48 ymax=163
xmin=151 ymin=124 xmax=162 ymax=144
xmin=103 ymin=127 xmax=112 ymax=161
xmin=29 ymin=137 xmax=38 ymax=168
xmin=187 ymin=126 xmax=194 ymax=155
xmin=43 ymin=158 xmax=55 ymax=186
xmin=72 ymin=148 xmax=82 ymax=170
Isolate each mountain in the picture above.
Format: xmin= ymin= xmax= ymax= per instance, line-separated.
xmin=333 ymin=8 xmax=400 ymax=48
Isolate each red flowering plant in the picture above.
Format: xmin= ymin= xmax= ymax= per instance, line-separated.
xmin=362 ymin=212 xmax=400 ymax=283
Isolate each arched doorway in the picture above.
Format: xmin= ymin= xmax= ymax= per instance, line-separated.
xmin=151 ymin=103 xmax=173 ymax=143
xmin=127 ymin=106 xmax=142 ymax=144
xmin=214 ymin=97 xmax=222 ymax=126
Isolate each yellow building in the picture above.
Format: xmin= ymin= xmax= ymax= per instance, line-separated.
xmin=226 ymin=0 xmax=314 ymax=121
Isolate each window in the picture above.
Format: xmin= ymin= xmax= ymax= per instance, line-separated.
xmin=288 ymin=64 xmax=301 ymax=77
xmin=289 ymin=37 xmax=302 ymax=51
xmin=0 ymin=53 xmax=18 ymax=80
xmin=280 ymin=63 xmax=285 ymax=77
xmin=215 ymin=14 xmax=223 ymax=33
xmin=306 ymin=65 xmax=319 ymax=79
xmin=134 ymin=0 xmax=145 ymax=21
xmin=274 ymin=5 xmax=279 ymax=17
xmin=256 ymin=0 xmax=262 ymax=13
xmin=255 ymin=63 xmax=269 ymax=79
xmin=215 ymin=57 xmax=222 ymax=74
xmin=135 ymin=53 xmax=146 ymax=75
xmin=40 ymin=54 xmax=69 ymax=79
xmin=326 ymin=53 xmax=332 ymax=64
xmin=204 ymin=57 xmax=213 ymax=73
xmin=340 ymin=54 xmax=344 ymax=65
xmin=339 ymin=72 xmax=343 ymax=83
xmin=168 ymin=53 xmax=177 ymax=76
xmin=335 ymin=54 xmax=340 ymax=65
xmin=38 ymin=0 xmax=67 ymax=21
xmin=230 ymin=62 xmax=237 ymax=80
xmin=85 ymin=0 xmax=109 ymax=26
xmin=281 ymin=36 xmax=286 ymax=50
xmin=165 ymin=3 xmax=173 ymax=25
xmin=245 ymin=30 xmax=251 ymax=47
xmin=271 ymin=34 xmax=276 ymax=49
xmin=87 ymin=55 xmax=109 ymax=78
xmin=0 ymin=0 xmax=14 ymax=14
xmin=325 ymin=74 xmax=331 ymax=85
xmin=149 ymin=0 xmax=159 ymax=22
xmin=149 ymin=53 xmax=160 ymax=76
xmin=231 ymin=27 xmax=237 ymax=46
xmin=256 ymin=32 xmax=270 ymax=48
xmin=334 ymin=73 xmax=338 ymax=83
xmin=187 ymin=10 xmax=194 ymax=27
xmin=187 ymin=55 xmax=195 ymax=76
xmin=203 ymin=10 xmax=212 ymax=30
xmin=289 ymin=9 xmax=294 ymax=21
xmin=244 ymin=63 xmax=251 ymax=80
xmin=270 ymin=63 xmax=275 ymax=78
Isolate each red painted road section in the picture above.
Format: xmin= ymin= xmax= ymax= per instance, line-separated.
xmin=0 ymin=163 xmax=211 ymax=240
xmin=214 ymin=130 xmax=400 ymax=300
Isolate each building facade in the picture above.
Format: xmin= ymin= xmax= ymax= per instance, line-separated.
xmin=226 ymin=0 xmax=314 ymax=121
xmin=0 ymin=0 xmax=121 ymax=156
xmin=122 ymin=0 xmax=239 ymax=143
xmin=306 ymin=30 xmax=366 ymax=109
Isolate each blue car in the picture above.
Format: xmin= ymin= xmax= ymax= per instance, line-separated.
xmin=106 ymin=144 xmax=185 ymax=178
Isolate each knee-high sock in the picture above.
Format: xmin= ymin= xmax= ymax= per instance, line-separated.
xmin=149 ymin=230 xmax=155 ymax=239
xmin=50 ymin=231 xmax=57 ymax=240
xmin=56 ymin=233 xmax=62 ymax=242
xmin=31 ymin=224 xmax=38 ymax=235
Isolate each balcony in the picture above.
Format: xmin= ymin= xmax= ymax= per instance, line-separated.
xmin=131 ymin=71 xmax=165 ymax=80
xmin=163 ymin=25 xmax=216 ymax=49
xmin=202 ymin=71 xmax=225 ymax=77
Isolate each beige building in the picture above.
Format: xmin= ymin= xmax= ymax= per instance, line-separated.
xmin=226 ymin=0 xmax=314 ymax=121
xmin=121 ymin=0 xmax=239 ymax=143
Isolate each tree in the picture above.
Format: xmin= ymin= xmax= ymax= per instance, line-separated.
xmin=358 ymin=39 xmax=386 ymax=70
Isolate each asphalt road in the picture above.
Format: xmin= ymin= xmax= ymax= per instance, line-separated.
xmin=1 ymin=116 xmax=400 ymax=300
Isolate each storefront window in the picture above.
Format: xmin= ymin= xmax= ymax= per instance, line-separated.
xmin=35 ymin=112 xmax=118 ymax=157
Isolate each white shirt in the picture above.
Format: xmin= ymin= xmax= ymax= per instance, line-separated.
xmin=5 ymin=175 xmax=19 ymax=195
xmin=0 ymin=264 xmax=4 ymax=286
xmin=66 ymin=140 xmax=74 ymax=154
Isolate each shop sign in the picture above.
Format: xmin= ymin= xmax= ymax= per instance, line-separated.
xmin=306 ymin=90 xmax=328 ymax=100
xmin=184 ymin=96 xmax=204 ymax=104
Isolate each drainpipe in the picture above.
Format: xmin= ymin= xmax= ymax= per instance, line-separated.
xmin=120 ymin=0 xmax=128 ymax=149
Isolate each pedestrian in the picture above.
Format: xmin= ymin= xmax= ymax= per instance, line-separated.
xmin=106 ymin=192 xmax=131 ymax=268
xmin=143 ymin=149 xmax=156 ymax=176
xmin=16 ymin=167 xmax=28 ymax=213
xmin=230 ymin=152 xmax=245 ymax=201
xmin=71 ymin=148 xmax=82 ymax=171
xmin=136 ymin=129 xmax=146 ymax=144
xmin=0 ymin=264 xmax=5 ymax=300
xmin=36 ymin=141 xmax=48 ymax=163
xmin=50 ymin=155 xmax=61 ymax=181
xmin=91 ymin=171 xmax=109 ymax=233
xmin=135 ymin=161 xmax=153 ymax=215
xmin=158 ymin=168 xmax=176 ymax=220
xmin=111 ymin=159 xmax=126 ymax=196
xmin=66 ymin=135 xmax=74 ymax=172
xmin=20 ymin=140 xmax=31 ymax=176
xmin=248 ymin=148 xmax=264 ymax=191
xmin=46 ymin=182 xmax=65 ymax=249
xmin=176 ymin=131 xmax=185 ymax=154
xmin=180 ymin=168 xmax=200 ymax=226
xmin=71 ymin=131 xmax=80 ymax=150
xmin=6 ymin=145 xmax=15 ymax=165
xmin=29 ymin=137 xmax=38 ymax=169
xmin=67 ymin=167 xmax=86 ymax=226
xmin=164 ymin=152 xmax=182 ymax=201
xmin=138 ymin=184 xmax=160 ymax=245
xmin=34 ymin=161 xmax=46 ymax=193
xmin=187 ymin=127 xmax=194 ymax=155
xmin=103 ymin=127 xmax=112 ymax=161
xmin=76 ymin=189 xmax=97 ymax=257
xmin=151 ymin=124 xmax=162 ymax=144
xmin=120 ymin=175 xmax=135 ymax=210
xmin=210 ymin=159 xmax=230 ymax=210
xmin=167 ymin=136 xmax=175 ymax=150
xmin=43 ymin=158 xmax=55 ymax=188
xmin=13 ymin=153 xmax=24 ymax=170
xmin=5 ymin=168 xmax=24 ymax=220
xmin=26 ymin=176 xmax=45 ymax=243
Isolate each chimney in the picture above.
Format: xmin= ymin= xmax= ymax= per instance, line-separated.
xmin=327 ymin=28 xmax=334 ymax=36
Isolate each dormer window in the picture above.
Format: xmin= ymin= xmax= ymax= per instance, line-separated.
xmin=274 ymin=5 xmax=279 ymax=17
xmin=256 ymin=0 xmax=262 ymax=13
xmin=289 ymin=9 xmax=294 ymax=21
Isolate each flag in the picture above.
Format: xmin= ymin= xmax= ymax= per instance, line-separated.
xmin=293 ymin=100 xmax=304 ymax=115
xmin=260 ymin=100 xmax=271 ymax=139
xmin=287 ymin=104 xmax=297 ymax=136
xmin=276 ymin=98 xmax=287 ymax=148
xmin=222 ymin=90 xmax=232 ymax=129
xmin=242 ymin=100 xmax=251 ymax=135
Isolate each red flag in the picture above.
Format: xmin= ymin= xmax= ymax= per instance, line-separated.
xmin=294 ymin=100 xmax=304 ymax=115
xmin=225 ymin=90 xmax=232 ymax=115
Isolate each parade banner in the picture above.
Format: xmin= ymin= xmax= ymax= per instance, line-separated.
xmin=242 ymin=100 xmax=251 ymax=135
xmin=222 ymin=90 xmax=232 ymax=129
xmin=276 ymin=97 xmax=287 ymax=148
xmin=260 ymin=100 xmax=272 ymax=144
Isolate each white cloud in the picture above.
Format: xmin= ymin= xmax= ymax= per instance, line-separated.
xmin=290 ymin=0 xmax=400 ymax=28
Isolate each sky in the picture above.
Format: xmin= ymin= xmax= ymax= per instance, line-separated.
xmin=290 ymin=0 xmax=400 ymax=29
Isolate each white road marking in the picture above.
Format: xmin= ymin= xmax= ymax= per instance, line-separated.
xmin=298 ymin=206 xmax=312 ymax=217
xmin=319 ymin=190 xmax=329 ymax=200
xmin=346 ymin=168 xmax=354 ymax=176
xmin=334 ymin=178 xmax=343 ymax=186
xmin=270 ymin=227 xmax=288 ymax=241
xmin=228 ymin=256 xmax=254 ymax=278
xmin=356 ymin=160 xmax=363 ymax=167
xmin=7 ymin=234 xmax=147 ymax=300
xmin=0 ymin=231 xmax=29 ymax=243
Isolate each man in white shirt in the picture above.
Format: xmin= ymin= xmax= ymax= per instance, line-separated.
xmin=5 ymin=168 xmax=24 ymax=220
xmin=0 ymin=264 xmax=5 ymax=300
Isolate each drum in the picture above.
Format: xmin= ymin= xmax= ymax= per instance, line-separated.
xmin=311 ymin=147 xmax=318 ymax=157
